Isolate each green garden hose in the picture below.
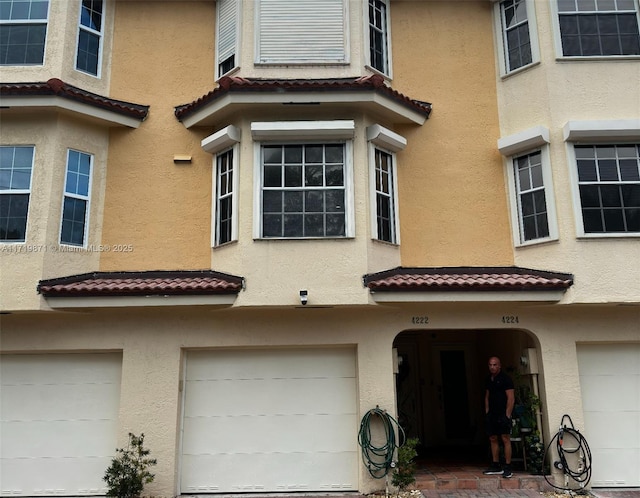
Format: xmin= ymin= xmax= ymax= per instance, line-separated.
xmin=358 ymin=406 xmax=405 ymax=479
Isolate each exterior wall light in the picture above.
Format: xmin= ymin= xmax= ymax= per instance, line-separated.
xmin=299 ymin=290 xmax=308 ymax=305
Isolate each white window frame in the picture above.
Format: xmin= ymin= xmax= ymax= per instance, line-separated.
xmin=0 ymin=0 xmax=50 ymax=66
xmin=499 ymin=126 xmax=559 ymax=246
xmin=216 ymin=0 xmax=240 ymax=79
xmin=551 ymin=0 xmax=640 ymax=59
xmin=251 ymin=121 xmax=355 ymax=239
xmin=365 ymin=0 xmax=392 ymax=78
xmin=59 ymin=149 xmax=93 ymax=247
xmin=564 ymin=120 xmax=640 ymax=238
xmin=367 ymin=124 xmax=405 ymax=244
xmin=202 ymin=125 xmax=241 ymax=247
xmin=213 ymin=147 xmax=238 ymax=246
xmin=0 ymin=145 xmax=35 ymax=243
xmin=75 ymin=0 xmax=104 ymax=77
xmin=493 ymin=0 xmax=540 ymax=76
xmin=255 ymin=0 xmax=349 ymax=65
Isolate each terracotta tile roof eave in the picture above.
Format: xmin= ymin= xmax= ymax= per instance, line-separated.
xmin=1 ymin=79 xmax=149 ymax=121
xmin=174 ymin=75 xmax=432 ymax=122
xmin=37 ymin=270 xmax=244 ymax=298
xmin=363 ymin=266 xmax=574 ymax=292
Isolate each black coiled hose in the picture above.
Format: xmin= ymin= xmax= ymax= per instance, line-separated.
xmin=358 ymin=406 xmax=405 ymax=479
xmin=544 ymin=414 xmax=593 ymax=491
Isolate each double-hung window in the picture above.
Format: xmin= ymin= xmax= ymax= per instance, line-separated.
xmin=0 ymin=146 xmax=34 ymax=242
xmin=373 ymin=149 xmax=396 ymax=243
xmin=368 ymin=0 xmax=391 ymax=76
xmin=367 ymin=125 xmax=405 ymax=244
xmin=0 ymin=0 xmax=49 ymax=65
xmin=499 ymin=126 xmax=558 ymax=245
xmin=261 ymin=143 xmax=347 ymax=238
xmin=256 ymin=0 xmax=347 ymax=64
xmin=497 ymin=0 xmax=537 ymax=73
xmin=216 ymin=0 xmax=239 ymax=78
xmin=574 ymin=144 xmax=640 ymax=233
xmin=513 ymin=151 xmax=550 ymax=241
xmin=60 ymin=149 xmax=92 ymax=246
xmin=76 ymin=0 xmax=104 ymax=76
xmin=215 ymin=149 xmax=235 ymax=245
xmin=557 ymin=0 xmax=640 ymax=56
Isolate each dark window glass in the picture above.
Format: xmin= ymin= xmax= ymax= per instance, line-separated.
xmin=261 ymin=144 xmax=346 ymax=238
xmin=576 ymin=144 xmax=640 ymax=233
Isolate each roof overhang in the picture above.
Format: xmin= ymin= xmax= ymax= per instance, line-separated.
xmin=176 ymin=75 xmax=432 ymax=128
xmin=364 ymin=266 xmax=574 ymax=304
xmin=37 ymin=270 xmax=244 ymax=309
xmin=1 ymin=79 xmax=149 ymax=128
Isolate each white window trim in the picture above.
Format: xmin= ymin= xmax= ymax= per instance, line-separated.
xmin=499 ymin=126 xmax=558 ymax=246
xmin=564 ymin=122 xmax=640 ymax=238
xmin=75 ymin=0 xmax=105 ymax=78
xmin=201 ymin=126 xmax=241 ymax=247
xmin=550 ymin=0 xmax=640 ymax=60
xmin=215 ymin=0 xmax=241 ymax=80
xmin=212 ymin=146 xmax=239 ymax=247
xmin=367 ymin=125 xmax=405 ymax=244
xmin=492 ymin=0 xmax=540 ymax=77
xmin=59 ymin=148 xmax=93 ymax=248
xmin=251 ymin=121 xmax=355 ymax=239
xmin=255 ymin=0 xmax=349 ymax=65
xmin=0 ymin=0 xmax=50 ymax=67
xmin=364 ymin=0 xmax=393 ymax=79
xmin=505 ymin=146 xmax=559 ymax=246
xmin=0 ymin=144 xmax=36 ymax=244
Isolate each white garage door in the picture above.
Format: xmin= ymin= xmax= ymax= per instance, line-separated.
xmin=577 ymin=343 xmax=640 ymax=487
xmin=1 ymin=353 xmax=122 ymax=496
xmin=180 ymin=348 xmax=358 ymax=493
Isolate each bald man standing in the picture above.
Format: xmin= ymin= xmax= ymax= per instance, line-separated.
xmin=483 ymin=356 xmax=515 ymax=478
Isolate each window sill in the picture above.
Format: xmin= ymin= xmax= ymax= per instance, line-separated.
xmin=555 ymin=55 xmax=640 ymax=62
xmin=254 ymin=236 xmax=355 ymax=242
xmin=514 ymin=236 xmax=559 ymax=249
xmin=212 ymin=240 xmax=238 ymax=250
xmin=576 ymin=233 xmax=640 ymax=240
xmin=499 ymin=60 xmax=540 ymax=80
xmin=371 ymin=238 xmax=399 ymax=248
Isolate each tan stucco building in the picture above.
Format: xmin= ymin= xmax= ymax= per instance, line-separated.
xmin=1 ymin=0 xmax=639 ymax=495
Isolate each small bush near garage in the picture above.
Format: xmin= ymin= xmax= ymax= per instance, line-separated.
xmin=104 ymin=433 xmax=157 ymax=498
xmin=392 ymin=437 xmax=419 ymax=491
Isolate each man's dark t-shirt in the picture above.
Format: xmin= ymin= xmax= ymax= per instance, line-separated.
xmin=486 ymin=370 xmax=514 ymax=415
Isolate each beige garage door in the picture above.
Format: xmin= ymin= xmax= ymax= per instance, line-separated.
xmin=577 ymin=343 xmax=640 ymax=487
xmin=1 ymin=353 xmax=122 ymax=496
xmin=180 ymin=347 xmax=358 ymax=493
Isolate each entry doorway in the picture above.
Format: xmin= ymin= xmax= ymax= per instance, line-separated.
xmin=393 ymin=330 xmax=499 ymax=461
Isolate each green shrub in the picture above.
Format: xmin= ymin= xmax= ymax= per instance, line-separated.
xmin=104 ymin=433 xmax=157 ymax=498
xmin=391 ymin=437 xmax=419 ymax=491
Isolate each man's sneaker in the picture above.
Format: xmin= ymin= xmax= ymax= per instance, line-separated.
xmin=483 ymin=463 xmax=503 ymax=475
xmin=502 ymin=465 xmax=513 ymax=478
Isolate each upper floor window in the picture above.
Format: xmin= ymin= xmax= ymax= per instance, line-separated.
xmin=513 ymin=150 xmax=550 ymax=242
xmin=367 ymin=124 xmax=405 ymax=244
xmin=215 ymin=148 xmax=235 ymax=245
xmin=373 ymin=149 xmax=396 ymax=242
xmin=557 ymin=0 xmax=640 ymax=56
xmin=498 ymin=126 xmax=558 ymax=245
xmin=60 ymin=149 xmax=92 ymax=246
xmin=0 ymin=145 xmax=34 ymax=242
xmin=216 ymin=0 xmax=239 ymax=78
xmin=497 ymin=0 xmax=537 ymax=73
xmin=368 ymin=0 xmax=390 ymax=75
xmin=0 ymin=0 xmax=49 ymax=65
xmin=256 ymin=0 xmax=347 ymax=64
xmin=260 ymin=143 xmax=347 ymax=238
xmin=574 ymin=144 xmax=640 ymax=233
xmin=76 ymin=0 xmax=103 ymax=76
